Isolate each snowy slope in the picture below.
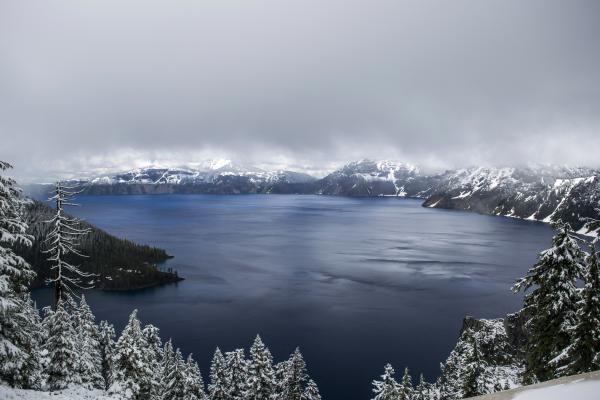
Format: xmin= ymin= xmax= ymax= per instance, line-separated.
xmin=316 ymin=159 xmax=427 ymax=196
xmin=0 ymin=385 xmax=113 ymax=399
xmin=422 ymin=166 xmax=600 ymax=232
xmin=467 ymin=369 xmax=600 ymax=399
xmin=437 ymin=314 xmax=527 ymax=399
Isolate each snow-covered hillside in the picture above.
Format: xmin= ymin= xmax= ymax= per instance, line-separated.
xmin=437 ymin=314 xmax=527 ymax=399
xmin=467 ymin=369 xmax=600 ymax=399
xmin=422 ymin=166 xmax=600 ymax=232
xmin=0 ymin=385 xmax=113 ymax=399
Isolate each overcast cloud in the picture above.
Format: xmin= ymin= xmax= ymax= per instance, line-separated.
xmin=1 ymin=0 xmax=599 ymax=181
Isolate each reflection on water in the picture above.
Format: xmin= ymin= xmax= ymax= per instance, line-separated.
xmin=32 ymin=195 xmax=553 ymax=400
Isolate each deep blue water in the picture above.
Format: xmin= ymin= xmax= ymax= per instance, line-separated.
xmin=31 ymin=195 xmax=554 ymax=399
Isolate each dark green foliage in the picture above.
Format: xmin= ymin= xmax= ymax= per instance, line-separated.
xmin=98 ymin=320 xmax=116 ymax=390
xmin=462 ymin=334 xmax=487 ymax=398
xmin=247 ymin=335 xmax=276 ymax=400
xmin=0 ymin=161 xmax=43 ymax=388
xmin=282 ymin=348 xmax=308 ymax=400
xmin=513 ymin=222 xmax=585 ymax=382
xmin=225 ymin=349 xmax=248 ymax=400
xmin=209 ymin=348 xmax=229 ymax=400
xmin=14 ymin=200 xmax=181 ymax=291
xmin=562 ymin=244 xmax=600 ymax=374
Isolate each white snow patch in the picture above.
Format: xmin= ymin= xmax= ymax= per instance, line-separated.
xmin=0 ymin=385 xmax=114 ymax=399
xmin=426 ymin=199 xmax=442 ymax=208
xmin=511 ymin=379 xmax=600 ymax=400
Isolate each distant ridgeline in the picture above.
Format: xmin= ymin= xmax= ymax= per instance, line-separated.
xmin=26 ymin=160 xmax=600 ymax=234
xmin=14 ymin=200 xmax=182 ymax=291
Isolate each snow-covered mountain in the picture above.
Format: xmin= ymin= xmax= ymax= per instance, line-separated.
xmin=316 ymin=159 xmax=425 ymax=196
xmin=421 ymin=166 xmax=600 ymax=233
xmin=58 ymin=160 xmax=317 ymax=195
xmin=27 ymin=159 xmax=600 ymax=233
xmin=86 ymin=159 xmax=316 ymax=186
xmin=315 ymin=162 xmax=600 ymax=232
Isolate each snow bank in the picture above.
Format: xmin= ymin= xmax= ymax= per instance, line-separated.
xmin=512 ymin=379 xmax=599 ymax=400
xmin=469 ymin=369 xmax=600 ymax=399
xmin=0 ymin=385 xmax=114 ymax=399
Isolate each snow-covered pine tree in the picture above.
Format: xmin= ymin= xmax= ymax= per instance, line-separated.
xmin=142 ymin=324 xmax=163 ymax=363
xmin=109 ymin=310 xmax=156 ymax=399
xmin=399 ymin=367 xmax=413 ymax=400
xmin=561 ymin=241 xmax=600 ymax=375
xmin=372 ymin=364 xmax=401 ymax=400
xmin=282 ymin=348 xmax=308 ymax=400
xmin=301 ymin=379 xmax=321 ymax=400
xmin=158 ymin=339 xmax=176 ymax=399
xmin=184 ymin=354 xmax=207 ymax=400
xmin=414 ymin=374 xmax=433 ymax=400
xmin=512 ymin=222 xmax=585 ymax=382
xmin=75 ymin=295 xmax=104 ymax=389
xmin=437 ymin=361 xmax=456 ymax=400
xmin=462 ymin=333 xmax=488 ymax=398
xmin=163 ymin=348 xmax=187 ymax=399
xmin=43 ymin=181 xmax=93 ymax=307
xmin=273 ymin=360 xmax=290 ymax=396
xmin=208 ymin=347 xmax=229 ymax=400
xmin=142 ymin=323 xmax=163 ymax=396
xmin=225 ymin=348 xmax=248 ymax=400
xmin=98 ymin=320 xmax=116 ymax=390
xmin=43 ymin=299 xmax=80 ymax=390
xmin=0 ymin=161 xmax=43 ymax=388
xmin=246 ymin=335 xmax=276 ymax=400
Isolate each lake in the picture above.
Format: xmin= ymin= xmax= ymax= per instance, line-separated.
xmin=31 ymin=195 xmax=554 ymax=399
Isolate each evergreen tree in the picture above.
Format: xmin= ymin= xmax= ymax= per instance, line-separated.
xmin=98 ymin=320 xmax=116 ymax=390
xmin=372 ymin=363 xmax=401 ymax=400
xmin=414 ymin=374 xmax=432 ymax=400
xmin=158 ymin=339 xmax=176 ymax=399
xmin=0 ymin=161 xmax=42 ymax=388
xmin=225 ymin=348 xmax=248 ymax=400
xmin=43 ymin=299 xmax=79 ymax=390
xmin=142 ymin=324 xmax=163 ymax=361
xmin=208 ymin=347 xmax=229 ymax=400
xmin=246 ymin=335 xmax=276 ymax=400
xmin=43 ymin=181 xmax=92 ymax=306
xmin=109 ymin=310 xmax=156 ymax=399
xmin=462 ymin=334 xmax=487 ymax=398
xmin=282 ymin=348 xmax=308 ymax=400
xmin=184 ymin=354 xmax=207 ymax=400
xmin=301 ymin=379 xmax=321 ymax=400
xmin=273 ymin=360 xmax=290 ymax=397
xmin=561 ymin=242 xmax=600 ymax=374
xmin=142 ymin=323 xmax=163 ymax=397
xmin=399 ymin=367 xmax=413 ymax=400
xmin=512 ymin=222 xmax=585 ymax=382
xmin=164 ymin=348 xmax=187 ymax=399
xmin=76 ymin=295 xmax=104 ymax=389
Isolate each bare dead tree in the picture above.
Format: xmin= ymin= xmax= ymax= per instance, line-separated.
xmin=43 ymin=181 xmax=93 ymax=307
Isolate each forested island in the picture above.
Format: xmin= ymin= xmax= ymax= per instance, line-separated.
xmin=14 ymin=200 xmax=182 ymax=291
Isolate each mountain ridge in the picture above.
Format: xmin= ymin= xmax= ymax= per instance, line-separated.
xmin=24 ymin=160 xmax=600 ymax=234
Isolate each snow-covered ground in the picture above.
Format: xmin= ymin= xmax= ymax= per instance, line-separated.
xmin=470 ymin=369 xmax=600 ymax=399
xmin=0 ymin=385 xmax=114 ymax=400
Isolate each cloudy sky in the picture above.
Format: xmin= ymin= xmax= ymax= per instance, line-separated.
xmin=1 ymin=0 xmax=599 ymax=181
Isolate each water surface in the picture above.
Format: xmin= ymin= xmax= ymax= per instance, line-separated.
xmin=32 ymin=195 xmax=554 ymax=399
